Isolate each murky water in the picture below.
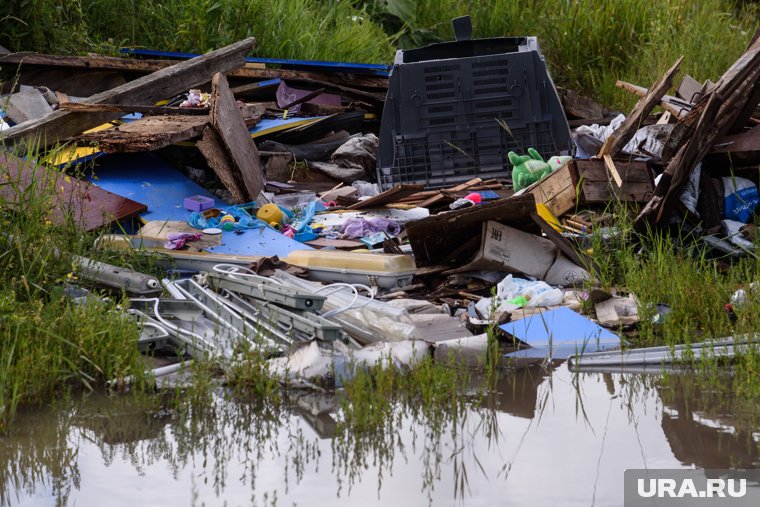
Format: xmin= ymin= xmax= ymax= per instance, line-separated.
xmin=2 ymin=366 xmax=758 ymax=507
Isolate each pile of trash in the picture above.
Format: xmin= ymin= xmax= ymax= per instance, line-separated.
xmin=2 ymin=18 xmax=759 ymax=388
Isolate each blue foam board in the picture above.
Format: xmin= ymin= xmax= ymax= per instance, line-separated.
xmin=501 ymin=307 xmax=620 ymax=360
xmin=89 ymin=153 xmax=309 ymax=258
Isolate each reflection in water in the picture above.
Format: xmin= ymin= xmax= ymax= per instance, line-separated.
xmin=2 ymin=367 xmax=759 ymax=506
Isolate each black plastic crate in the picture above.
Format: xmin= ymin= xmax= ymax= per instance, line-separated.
xmin=378 ymin=17 xmax=572 ymax=190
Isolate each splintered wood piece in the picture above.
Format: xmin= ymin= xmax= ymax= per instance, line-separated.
xmin=0 ymin=52 xmax=388 ymax=90
xmin=207 ymin=72 xmax=265 ymax=201
xmin=602 ymin=153 xmax=623 ymax=187
xmin=635 ymin=36 xmax=760 ymax=229
xmin=347 ymin=184 xmax=424 ymax=210
xmin=0 ymin=151 xmax=146 ymax=231
xmin=0 ymin=38 xmax=255 ymax=147
xmin=196 ymin=125 xmax=247 ymax=204
xmin=601 ymin=57 xmax=682 ymax=159
xmin=76 ymin=115 xmax=208 ymax=152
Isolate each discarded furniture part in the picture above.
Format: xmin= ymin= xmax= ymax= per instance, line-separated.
xmin=0 ymin=151 xmax=147 ymax=231
xmin=271 ymin=270 xmax=421 ymax=345
xmin=97 ymin=234 xmax=266 ymax=273
xmin=567 ymin=335 xmax=759 ymax=369
xmin=524 ymin=159 xmax=654 ymax=218
xmin=129 ymin=298 xmax=226 ymax=358
xmin=635 ymin=34 xmax=760 ymax=229
xmin=206 ymin=271 xmax=326 ymax=311
xmin=284 ymin=250 xmax=417 ymax=290
xmin=72 ymin=255 xmax=161 ymax=296
xmin=599 ymin=57 xmax=683 ymax=160
xmin=86 ymin=153 xmax=306 ymax=258
xmin=76 ymin=115 xmax=209 ymax=153
xmin=107 ymin=358 xmax=194 ymax=390
xmin=203 ymin=269 xmax=345 ymax=344
xmin=205 ymin=72 xmax=265 ymax=202
xmin=1 ymin=38 xmax=256 ymax=147
xmin=378 ymin=16 xmax=572 ymax=189
xmin=169 ymin=277 xmax=332 ymax=347
xmin=406 ymin=194 xmax=538 ymax=267
xmin=500 ymin=307 xmax=621 ymax=361
xmin=127 ymin=309 xmax=171 ymax=353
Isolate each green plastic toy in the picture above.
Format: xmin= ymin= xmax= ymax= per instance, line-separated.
xmin=509 ymin=148 xmax=572 ymax=191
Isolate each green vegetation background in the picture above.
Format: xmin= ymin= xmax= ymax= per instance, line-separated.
xmin=2 ymin=0 xmax=759 ymax=109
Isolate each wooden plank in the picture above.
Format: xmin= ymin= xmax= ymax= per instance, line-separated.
xmin=601 ymin=57 xmax=682 ymax=158
xmin=616 ymin=81 xmax=692 ymax=118
xmin=76 ymin=115 xmax=208 ymax=152
xmin=602 ymin=153 xmax=623 ymax=187
xmin=0 ymin=151 xmax=146 ymax=231
xmin=15 ymin=69 xmax=127 ymax=97
xmin=407 ymin=194 xmax=538 ymax=266
xmin=0 ymin=38 xmax=255 ymax=147
xmin=417 ymin=178 xmax=482 ymax=208
xmin=347 ymin=184 xmax=424 ymax=210
xmin=207 ymin=72 xmax=265 ymax=201
xmin=196 ymin=125 xmax=247 ymax=204
xmin=574 ymin=158 xmax=652 ymax=183
xmin=60 ymin=102 xmax=209 ymax=115
xmin=0 ymin=52 xmax=388 ymax=90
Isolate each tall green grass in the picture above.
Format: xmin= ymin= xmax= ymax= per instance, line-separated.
xmin=2 ymin=0 xmax=756 ymax=109
xmin=0 ymin=146 xmax=145 ymax=432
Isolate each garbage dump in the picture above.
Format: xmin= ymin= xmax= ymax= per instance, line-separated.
xmin=2 ymin=17 xmax=760 ymax=390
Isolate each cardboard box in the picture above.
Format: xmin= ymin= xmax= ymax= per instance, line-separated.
xmin=449 ymin=221 xmax=558 ymax=279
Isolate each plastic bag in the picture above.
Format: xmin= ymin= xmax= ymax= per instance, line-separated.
xmin=722 ymin=176 xmax=759 ymax=223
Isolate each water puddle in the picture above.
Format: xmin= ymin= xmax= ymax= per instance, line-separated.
xmin=2 ymin=366 xmax=758 ymax=506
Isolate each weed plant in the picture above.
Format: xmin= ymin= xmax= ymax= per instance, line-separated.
xmin=2 ymin=1 xmax=757 ymax=110
xmin=0 ymin=144 xmax=146 ymax=431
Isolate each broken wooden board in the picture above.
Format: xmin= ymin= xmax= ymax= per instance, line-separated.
xmin=708 ymin=124 xmax=760 ymax=165
xmin=0 ymin=38 xmax=255 ymax=147
xmin=636 ymin=36 xmax=760 ymax=229
xmin=600 ymin=57 xmax=682 ymax=159
xmin=207 ymin=72 xmax=265 ymax=201
xmin=76 ymin=115 xmax=209 ymax=152
xmin=616 ymin=80 xmax=693 ymax=119
xmin=406 ymin=194 xmax=537 ymax=267
xmin=60 ymin=102 xmax=209 ymax=116
xmin=526 ymin=159 xmax=654 ymax=218
xmin=417 ymin=178 xmax=482 ymax=208
xmin=347 ymin=184 xmax=423 ymax=210
xmin=0 ymin=151 xmax=146 ymax=231
xmin=196 ymin=125 xmax=247 ymax=204
xmin=14 ymin=69 xmax=127 ymax=97
xmin=0 ymin=52 xmax=388 ymax=90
